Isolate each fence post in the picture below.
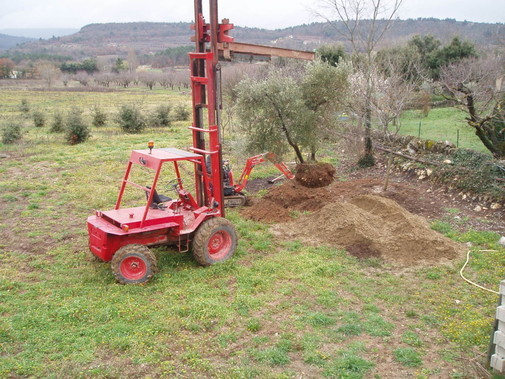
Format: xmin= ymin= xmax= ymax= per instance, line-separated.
xmin=418 ymin=122 xmax=421 ymax=138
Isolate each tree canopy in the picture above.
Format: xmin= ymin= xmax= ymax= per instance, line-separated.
xmin=236 ymin=61 xmax=349 ymax=163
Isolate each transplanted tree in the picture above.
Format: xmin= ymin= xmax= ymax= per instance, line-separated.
xmin=440 ymin=56 xmax=505 ymax=158
xmin=317 ymin=0 xmax=404 ymax=166
xmin=235 ymin=61 xmax=349 ymax=163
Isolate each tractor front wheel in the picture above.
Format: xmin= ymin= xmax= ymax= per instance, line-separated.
xmin=111 ymin=244 xmax=157 ymax=284
xmin=192 ymin=217 xmax=237 ymax=266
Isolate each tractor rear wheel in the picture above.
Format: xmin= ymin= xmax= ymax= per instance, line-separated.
xmin=111 ymin=244 xmax=157 ymax=284
xmin=192 ymin=217 xmax=237 ymax=266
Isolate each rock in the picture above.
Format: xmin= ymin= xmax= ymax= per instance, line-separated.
xmin=407 ymin=146 xmax=417 ymax=155
xmin=426 ymin=169 xmax=433 ymax=177
xmin=443 ymin=159 xmax=452 ymax=164
xmin=499 ymin=237 xmax=505 ymax=247
xmin=491 ymin=203 xmax=502 ymax=210
xmin=474 ymin=205 xmax=482 ymax=212
xmin=462 ymin=194 xmax=467 ymax=200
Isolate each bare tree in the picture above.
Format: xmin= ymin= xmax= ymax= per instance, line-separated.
xmin=173 ymin=70 xmax=190 ymax=90
xmin=221 ymin=63 xmax=263 ymax=137
xmin=94 ymin=72 xmax=113 ymax=87
xmin=60 ymin=73 xmax=71 ymax=87
xmin=439 ymin=55 xmax=505 ymax=158
xmin=317 ymin=0 xmax=403 ymax=166
xmin=372 ymin=52 xmax=419 ymax=136
xmin=74 ymin=71 xmax=90 ymax=87
xmin=159 ymin=69 xmax=175 ymax=89
xmin=127 ymin=48 xmax=139 ymax=73
xmin=37 ymin=61 xmax=60 ymax=87
xmin=139 ymin=71 xmax=157 ymax=90
xmin=116 ymin=72 xmax=133 ymax=88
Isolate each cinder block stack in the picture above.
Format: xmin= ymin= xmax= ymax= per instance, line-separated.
xmin=491 ymin=281 xmax=505 ymax=373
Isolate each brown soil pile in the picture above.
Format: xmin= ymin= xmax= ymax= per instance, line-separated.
xmin=241 ymin=181 xmax=331 ymax=223
xmin=272 ymin=195 xmax=461 ymax=265
xmin=295 ymin=163 xmax=336 ymax=188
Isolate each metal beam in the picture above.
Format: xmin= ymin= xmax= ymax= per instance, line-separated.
xmin=217 ymin=42 xmax=315 ymax=61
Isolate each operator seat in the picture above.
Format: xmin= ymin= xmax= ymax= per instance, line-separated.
xmin=145 ymin=186 xmax=172 ymax=208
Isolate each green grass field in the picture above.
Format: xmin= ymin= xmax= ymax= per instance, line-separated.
xmin=399 ymin=107 xmax=487 ymax=153
xmin=1 ymin=87 xmax=503 ymax=377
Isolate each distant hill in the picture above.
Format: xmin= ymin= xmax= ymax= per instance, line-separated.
xmin=4 ymin=19 xmax=504 ymax=59
xmin=0 ymin=33 xmax=34 ymax=50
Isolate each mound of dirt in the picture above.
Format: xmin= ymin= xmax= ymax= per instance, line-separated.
xmin=295 ymin=163 xmax=336 ymax=188
xmin=272 ymin=195 xmax=461 ymax=265
xmin=241 ymin=181 xmax=331 ymax=223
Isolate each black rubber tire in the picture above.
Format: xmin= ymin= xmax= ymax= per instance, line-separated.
xmin=192 ymin=217 xmax=238 ymax=266
xmin=111 ymin=244 xmax=157 ymax=284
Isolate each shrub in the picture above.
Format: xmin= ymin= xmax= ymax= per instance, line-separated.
xmin=50 ymin=112 xmax=64 ymax=133
xmin=172 ymin=104 xmax=190 ymax=122
xmin=33 ymin=111 xmax=46 ymax=128
xmin=150 ymin=104 xmax=171 ymax=127
xmin=19 ymin=99 xmax=30 ymax=114
xmin=65 ymin=107 xmax=90 ymax=144
xmin=91 ymin=106 xmax=107 ymax=127
xmin=432 ymin=148 xmax=505 ymax=201
xmin=2 ymin=122 xmax=22 ymax=144
xmin=117 ymin=104 xmax=145 ymax=133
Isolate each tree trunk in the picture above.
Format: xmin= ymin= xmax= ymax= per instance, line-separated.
xmin=358 ymin=103 xmax=375 ymax=167
xmin=267 ymin=94 xmax=305 ymax=164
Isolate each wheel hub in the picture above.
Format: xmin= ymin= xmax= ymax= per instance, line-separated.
xmin=208 ymin=231 xmax=231 ymax=257
xmin=120 ymin=256 xmax=147 ymax=280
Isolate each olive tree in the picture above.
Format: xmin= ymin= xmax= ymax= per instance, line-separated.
xmin=235 ymin=61 xmax=349 ymax=163
xmin=439 ymin=56 xmax=505 ymax=158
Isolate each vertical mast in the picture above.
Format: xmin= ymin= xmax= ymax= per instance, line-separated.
xmin=208 ymin=0 xmax=225 ymax=215
xmin=192 ymin=0 xmax=206 ymax=207
xmin=191 ymin=0 xmax=225 ymax=214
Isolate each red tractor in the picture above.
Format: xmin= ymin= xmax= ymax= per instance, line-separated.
xmin=86 ymin=0 xmax=313 ymax=284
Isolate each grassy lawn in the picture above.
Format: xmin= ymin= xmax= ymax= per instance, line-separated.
xmin=399 ymin=107 xmax=488 ymax=154
xmin=1 ymin=87 xmax=503 ymax=377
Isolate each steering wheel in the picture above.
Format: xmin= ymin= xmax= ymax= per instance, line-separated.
xmin=167 ymin=178 xmax=183 ymax=193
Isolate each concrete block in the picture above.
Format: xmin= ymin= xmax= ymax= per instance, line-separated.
xmin=500 ymin=280 xmax=505 ymax=296
xmin=497 ymin=344 xmax=505 ymax=358
xmin=497 ymin=306 xmax=505 ymax=322
xmin=499 ymin=320 xmax=505 ymax=333
xmin=495 ymin=330 xmax=505 ymax=346
xmin=491 ymin=354 xmax=505 ymax=373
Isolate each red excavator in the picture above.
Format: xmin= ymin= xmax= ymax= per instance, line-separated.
xmin=223 ymin=152 xmax=295 ymax=207
xmin=86 ymin=0 xmax=313 ymax=284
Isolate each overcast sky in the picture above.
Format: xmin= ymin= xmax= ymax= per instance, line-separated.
xmin=0 ymin=0 xmax=503 ymax=31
